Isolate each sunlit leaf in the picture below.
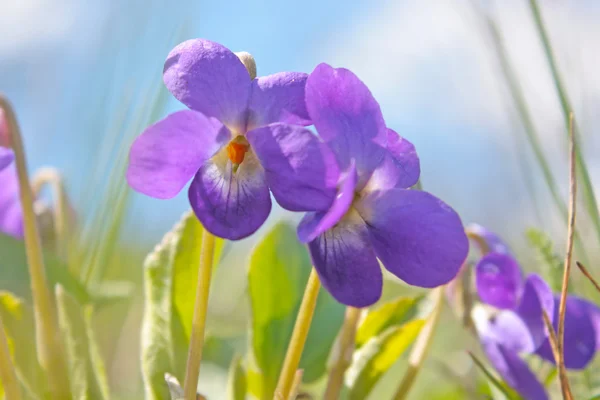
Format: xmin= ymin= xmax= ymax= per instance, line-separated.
xmin=248 ymin=222 xmax=344 ymax=396
xmin=227 ymin=356 xmax=246 ymax=400
xmin=347 ymin=320 xmax=424 ymax=400
xmin=56 ymin=285 xmax=109 ymax=400
xmin=355 ymin=295 xmax=422 ymax=348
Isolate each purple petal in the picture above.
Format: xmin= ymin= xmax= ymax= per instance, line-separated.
xmin=364 ymin=129 xmax=420 ymax=191
xmin=481 ymin=341 xmax=548 ymax=400
xmin=163 ymin=39 xmax=251 ymax=131
xmin=515 ymin=274 xmax=554 ymax=349
xmin=581 ymin=300 xmax=600 ymax=351
xmin=359 ymin=189 xmax=468 ymax=288
xmin=307 ymin=210 xmax=382 ymax=307
xmin=466 ymin=223 xmax=512 ymax=254
xmin=0 ymin=148 xmax=14 ymax=171
xmin=188 ymin=150 xmax=271 ymax=240
xmin=0 ymin=109 xmax=8 ymax=148
xmin=475 ymin=253 xmax=523 ymax=310
xmin=0 ymin=166 xmax=23 ymax=238
xmin=127 ymin=110 xmax=232 ymax=199
xmin=297 ymin=162 xmax=357 ymax=243
xmin=246 ymin=123 xmax=339 ymax=212
xmin=247 ymin=72 xmax=311 ymax=130
xmin=536 ymin=296 xmax=596 ymax=369
xmin=305 ymin=63 xmax=387 ymax=187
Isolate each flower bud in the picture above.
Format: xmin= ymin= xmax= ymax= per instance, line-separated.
xmin=235 ymin=51 xmax=257 ymax=80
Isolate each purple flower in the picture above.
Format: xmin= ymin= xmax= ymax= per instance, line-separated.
xmin=473 ymin=249 xmax=600 ymax=399
xmin=127 ymin=39 xmax=335 ymax=240
xmin=0 ymin=148 xmax=13 ymax=171
xmin=0 ymin=165 xmax=23 ymax=238
xmin=0 ymin=111 xmax=13 ymax=171
xmin=294 ymin=63 xmax=469 ymax=307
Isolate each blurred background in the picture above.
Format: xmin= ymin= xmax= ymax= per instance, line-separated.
xmin=2 ymin=0 xmax=600 ymax=398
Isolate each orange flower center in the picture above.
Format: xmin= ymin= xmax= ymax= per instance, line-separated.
xmin=226 ymin=136 xmax=250 ymax=167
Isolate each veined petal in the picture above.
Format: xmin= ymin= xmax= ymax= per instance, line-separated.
xmin=246 ymin=123 xmax=339 ymax=212
xmin=247 ymin=72 xmax=310 ymax=130
xmin=466 ymin=223 xmax=512 ymax=254
xmin=188 ymin=150 xmax=271 ymax=240
xmin=163 ymin=39 xmax=251 ymax=131
xmin=307 ymin=210 xmax=382 ymax=307
xmin=536 ymin=296 xmax=596 ymax=369
xmin=305 ymin=63 xmax=387 ymax=187
xmin=127 ymin=110 xmax=231 ymax=199
xmin=359 ymin=189 xmax=468 ymax=288
xmin=364 ymin=129 xmax=420 ymax=192
xmin=297 ymin=162 xmax=356 ymax=243
xmin=0 ymin=166 xmax=23 ymax=238
xmin=0 ymin=148 xmax=13 ymax=171
xmin=515 ymin=274 xmax=554 ymax=349
xmin=475 ymin=253 xmax=523 ymax=310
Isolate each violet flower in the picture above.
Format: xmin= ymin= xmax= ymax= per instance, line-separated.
xmin=292 ymin=63 xmax=469 ymax=307
xmin=0 ymin=165 xmax=23 ymax=238
xmin=127 ymin=39 xmax=335 ymax=240
xmin=471 ymin=230 xmax=600 ymax=400
xmin=0 ymin=111 xmax=12 ymax=170
xmin=0 ymin=148 xmax=13 ymax=171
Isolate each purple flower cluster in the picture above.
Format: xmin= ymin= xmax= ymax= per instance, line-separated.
xmin=127 ymin=39 xmax=469 ymax=306
xmin=470 ymin=226 xmax=600 ymax=400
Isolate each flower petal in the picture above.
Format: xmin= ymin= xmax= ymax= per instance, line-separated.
xmin=359 ymin=189 xmax=468 ymax=288
xmin=475 ymin=253 xmax=523 ymax=310
xmin=163 ymin=39 xmax=251 ymax=131
xmin=307 ymin=210 xmax=382 ymax=307
xmin=247 ymin=72 xmax=311 ymax=130
xmin=188 ymin=150 xmax=271 ymax=240
xmin=305 ymin=63 xmax=387 ymax=186
xmin=246 ymin=123 xmax=339 ymax=212
xmin=515 ymin=274 xmax=554 ymax=349
xmin=536 ymin=296 xmax=596 ymax=369
xmin=364 ymin=129 xmax=420 ymax=192
xmin=297 ymin=162 xmax=356 ymax=243
xmin=0 ymin=148 xmax=14 ymax=171
xmin=127 ymin=110 xmax=232 ymax=199
xmin=0 ymin=166 xmax=23 ymax=238
xmin=466 ymin=223 xmax=512 ymax=254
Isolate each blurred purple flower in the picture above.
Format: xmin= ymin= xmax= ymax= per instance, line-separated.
xmin=0 ymin=110 xmax=12 ymax=170
xmin=295 ymin=63 xmax=469 ymax=307
xmin=127 ymin=39 xmax=335 ymax=240
xmin=0 ymin=148 xmax=13 ymax=171
xmin=473 ymin=249 xmax=600 ymax=400
xmin=0 ymin=165 xmax=23 ymax=238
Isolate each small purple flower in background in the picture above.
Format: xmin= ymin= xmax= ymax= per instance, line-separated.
xmin=287 ymin=63 xmax=469 ymax=307
xmin=470 ymin=229 xmax=600 ymax=400
xmin=0 ymin=165 xmax=23 ymax=238
xmin=0 ymin=110 xmax=13 ymax=170
xmin=127 ymin=39 xmax=335 ymax=240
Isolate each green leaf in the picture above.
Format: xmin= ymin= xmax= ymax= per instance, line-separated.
xmin=248 ymin=222 xmax=344 ymax=397
xmin=140 ymin=211 xmax=224 ymax=400
xmin=355 ymin=295 xmax=422 ymax=348
xmin=525 ymin=228 xmax=563 ymax=291
xmin=468 ymin=352 xmax=521 ymax=400
xmin=227 ymin=356 xmax=246 ymax=400
xmin=56 ymin=285 xmax=109 ymax=400
xmin=0 ymin=292 xmax=46 ymax=398
xmin=347 ymin=320 xmax=425 ymax=400
xmin=0 ymin=233 xmax=89 ymax=304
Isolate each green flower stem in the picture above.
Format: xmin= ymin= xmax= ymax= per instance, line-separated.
xmin=274 ymin=268 xmax=321 ymax=399
xmin=0 ymin=95 xmax=71 ymax=399
xmin=392 ymin=287 xmax=443 ymax=400
xmin=183 ymin=229 xmax=215 ymax=400
xmin=323 ymin=307 xmax=361 ymax=400
xmin=31 ymin=167 xmax=71 ymax=261
xmin=0 ymin=317 xmax=21 ymax=400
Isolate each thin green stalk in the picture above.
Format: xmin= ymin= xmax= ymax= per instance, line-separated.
xmin=274 ymin=269 xmax=321 ymax=400
xmin=0 ymin=96 xmax=71 ymax=399
xmin=529 ymin=0 xmax=600 ymax=245
xmin=324 ymin=307 xmax=361 ymax=400
xmin=0 ymin=317 xmax=21 ymax=400
xmin=392 ymin=287 xmax=443 ymax=400
xmin=183 ymin=230 xmax=216 ymax=400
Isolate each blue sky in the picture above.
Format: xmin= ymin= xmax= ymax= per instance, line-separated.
xmin=2 ymin=0 xmax=600 ymax=248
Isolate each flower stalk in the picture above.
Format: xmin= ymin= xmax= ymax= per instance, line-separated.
xmin=0 ymin=95 xmax=71 ymax=399
xmin=0 ymin=317 xmax=21 ymax=400
xmin=323 ymin=307 xmax=361 ymax=400
xmin=274 ymin=268 xmax=321 ymax=399
xmin=183 ymin=229 xmax=216 ymax=400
